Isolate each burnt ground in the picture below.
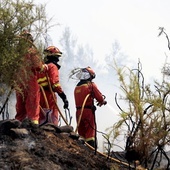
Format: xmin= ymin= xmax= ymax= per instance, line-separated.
xmin=0 ymin=119 xmax=133 ymax=170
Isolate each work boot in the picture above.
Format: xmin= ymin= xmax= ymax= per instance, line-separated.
xmin=21 ymin=118 xmax=39 ymax=129
xmin=86 ymin=140 xmax=95 ymax=148
xmin=78 ymin=136 xmax=85 ymax=144
xmin=31 ymin=120 xmax=39 ymax=125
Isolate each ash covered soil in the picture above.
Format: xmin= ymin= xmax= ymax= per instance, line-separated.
xmin=0 ymin=119 xmax=130 ymax=170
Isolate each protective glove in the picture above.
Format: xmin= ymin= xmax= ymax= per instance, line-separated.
xmin=97 ymin=100 xmax=107 ymax=107
xmin=63 ymin=99 xmax=69 ymax=109
xmin=58 ymin=92 xmax=69 ymax=109
xmin=103 ymin=100 xmax=107 ymax=105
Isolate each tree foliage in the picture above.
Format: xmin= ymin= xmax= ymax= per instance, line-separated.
xmin=0 ymin=0 xmax=48 ymax=94
xmin=106 ymin=28 xmax=170 ymax=169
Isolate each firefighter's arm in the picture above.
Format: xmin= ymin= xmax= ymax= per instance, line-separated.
xmin=92 ymin=83 xmax=107 ymax=106
xmin=97 ymin=96 xmax=107 ymax=106
xmin=52 ymin=84 xmax=68 ymax=109
xmin=51 ymin=80 xmax=68 ymax=109
xmin=48 ymin=64 xmax=69 ymax=109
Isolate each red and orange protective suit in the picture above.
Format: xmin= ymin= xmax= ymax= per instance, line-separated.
xmin=15 ymin=47 xmax=42 ymax=124
xmin=74 ymin=80 xmax=106 ymax=143
xmin=37 ymin=63 xmax=66 ymax=125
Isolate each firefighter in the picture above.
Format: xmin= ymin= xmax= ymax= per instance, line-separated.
xmin=15 ymin=30 xmax=43 ymax=124
xmin=37 ymin=46 xmax=69 ymax=125
xmin=74 ymin=67 xmax=107 ymax=148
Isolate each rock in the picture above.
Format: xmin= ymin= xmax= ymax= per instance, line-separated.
xmin=40 ymin=123 xmax=62 ymax=133
xmin=69 ymin=132 xmax=79 ymax=140
xmin=10 ymin=128 xmax=29 ymax=138
xmin=59 ymin=125 xmax=73 ymax=133
xmin=0 ymin=119 xmax=21 ymax=135
xmin=40 ymin=124 xmax=57 ymax=132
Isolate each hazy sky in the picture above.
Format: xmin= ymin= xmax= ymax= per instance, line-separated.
xmin=35 ymin=0 xmax=170 ymax=81
xmin=32 ymin=0 xmax=170 ymax=151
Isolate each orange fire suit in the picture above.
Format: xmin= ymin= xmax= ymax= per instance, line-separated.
xmin=15 ymin=47 xmax=42 ymax=124
xmin=37 ymin=63 xmax=66 ymax=125
xmin=74 ymin=80 xmax=105 ymax=143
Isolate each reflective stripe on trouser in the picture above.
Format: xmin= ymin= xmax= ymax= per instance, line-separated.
xmin=85 ymin=137 xmax=95 ymax=142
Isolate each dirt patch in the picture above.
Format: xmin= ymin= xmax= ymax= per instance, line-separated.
xmin=0 ymin=119 xmax=130 ymax=170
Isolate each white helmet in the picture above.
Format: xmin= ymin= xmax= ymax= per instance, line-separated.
xmin=76 ymin=67 xmax=96 ymax=80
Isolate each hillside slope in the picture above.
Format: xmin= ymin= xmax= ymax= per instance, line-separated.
xmin=0 ymin=119 xmax=130 ymax=170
